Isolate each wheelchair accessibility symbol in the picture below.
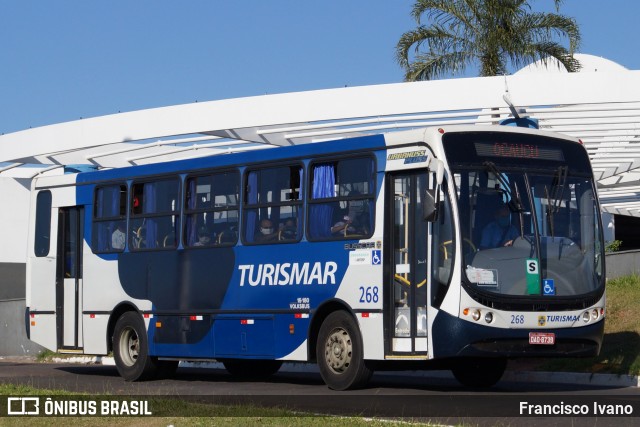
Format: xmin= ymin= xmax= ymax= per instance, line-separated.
xmin=543 ymin=279 xmax=555 ymax=296
xmin=372 ymin=250 xmax=381 ymax=265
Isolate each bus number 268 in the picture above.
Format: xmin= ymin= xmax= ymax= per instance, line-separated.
xmin=359 ymin=286 xmax=379 ymax=303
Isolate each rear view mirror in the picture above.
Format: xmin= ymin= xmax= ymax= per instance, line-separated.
xmin=423 ymin=188 xmax=438 ymax=222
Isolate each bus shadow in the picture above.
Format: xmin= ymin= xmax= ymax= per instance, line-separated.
xmin=527 ymin=331 xmax=640 ymax=382
xmin=367 ymin=371 xmax=627 ymax=393
xmin=54 ymin=362 xmax=632 ymax=394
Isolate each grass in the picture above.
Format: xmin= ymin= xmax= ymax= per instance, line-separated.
xmin=0 ymin=384 xmax=437 ymax=426
xmin=537 ymin=274 xmax=640 ymax=376
xmin=35 ymin=349 xmax=58 ymax=362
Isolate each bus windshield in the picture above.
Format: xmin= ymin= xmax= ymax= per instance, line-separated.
xmin=443 ymin=131 xmax=604 ymax=300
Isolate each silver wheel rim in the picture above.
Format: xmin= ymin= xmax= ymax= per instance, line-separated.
xmin=118 ymin=326 xmax=139 ymax=367
xmin=324 ymin=327 xmax=352 ymax=374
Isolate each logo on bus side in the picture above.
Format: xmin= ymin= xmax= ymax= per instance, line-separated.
xmin=238 ymin=262 xmax=338 ymax=287
xmin=387 ymin=150 xmax=428 ymax=164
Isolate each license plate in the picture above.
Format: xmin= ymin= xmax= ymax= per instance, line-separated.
xmin=529 ymin=332 xmax=555 ymax=345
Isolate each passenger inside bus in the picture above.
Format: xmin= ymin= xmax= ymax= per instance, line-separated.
xmin=255 ymin=218 xmax=278 ymax=242
xmin=193 ymin=227 xmax=211 ymax=246
xmin=279 ymin=217 xmax=297 ymax=240
xmin=480 ymin=204 xmax=518 ymax=249
xmin=330 ymin=194 xmax=370 ymax=236
xmin=111 ymin=222 xmax=126 ymax=250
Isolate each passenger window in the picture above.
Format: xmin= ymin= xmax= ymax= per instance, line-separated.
xmin=243 ymin=165 xmax=303 ymax=244
xmin=92 ymin=184 xmax=127 ymax=253
xmin=34 ymin=190 xmax=52 ymax=257
xmin=308 ymin=157 xmax=375 ymax=240
xmin=130 ymin=179 xmax=180 ymax=250
xmin=184 ymin=171 xmax=239 ymax=247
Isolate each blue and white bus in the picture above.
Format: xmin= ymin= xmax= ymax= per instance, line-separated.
xmin=26 ymin=124 xmax=605 ymax=390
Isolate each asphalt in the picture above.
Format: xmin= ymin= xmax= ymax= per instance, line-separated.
xmin=2 ymin=355 xmax=637 ymax=389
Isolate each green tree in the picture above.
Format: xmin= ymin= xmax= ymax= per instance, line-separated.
xmin=396 ymin=0 xmax=581 ymax=81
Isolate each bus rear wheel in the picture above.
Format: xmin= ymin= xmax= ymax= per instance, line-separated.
xmin=451 ymin=357 xmax=507 ymax=388
xmin=113 ymin=311 xmax=159 ymax=381
xmin=316 ymin=310 xmax=372 ymax=390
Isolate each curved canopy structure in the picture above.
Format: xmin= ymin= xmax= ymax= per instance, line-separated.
xmin=1 ymin=54 xmax=639 ymax=216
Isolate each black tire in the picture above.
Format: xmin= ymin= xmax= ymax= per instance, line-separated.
xmin=112 ymin=311 xmax=159 ymax=381
xmin=316 ymin=310 xmax=372 ymax=390
xmin=221 ymin=359 xmax=283 ymax=378
xmin=451 ymin=357 xmax=507 ymax=388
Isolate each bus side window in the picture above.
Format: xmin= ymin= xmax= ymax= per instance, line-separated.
xmin=308 ymin=157 xmax=375 ymax=240
xmin=243 ymin=165 xmax=302 ymax=244
xmin=92 ymin=184 xmax=127 ymax=253
xmin=130 ymin=179 xmax=180 ymax=251
xmin=34 ymin=190 xmax=52 ymax=257
xmin=431 ymin=178 xmax=454 ymax=308
xmin=184 ymin=171 xmax=239 ymax=247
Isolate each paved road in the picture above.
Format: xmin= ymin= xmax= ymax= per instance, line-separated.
xmin=1 ymin=360 xmax=639 ymax=425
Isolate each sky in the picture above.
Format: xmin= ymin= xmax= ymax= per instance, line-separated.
xmin=0 ymin=0 xmax=638 ymax=135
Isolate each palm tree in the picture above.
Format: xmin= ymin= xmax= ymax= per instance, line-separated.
xmin=396 ymin=0 xmax=581 ymax=80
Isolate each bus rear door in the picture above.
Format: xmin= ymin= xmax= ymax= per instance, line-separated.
xmin=56 ymin=206 xmax=84 ymax=351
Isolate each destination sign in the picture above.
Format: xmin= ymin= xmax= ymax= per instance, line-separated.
xmin=474 ymin=141 xmax=565 ymax=161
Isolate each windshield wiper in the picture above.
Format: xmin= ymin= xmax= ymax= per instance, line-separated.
xmin=545 ymin=166 xmax=568 ymax=238
xmin=512 ymin=179 xmax=526 ymax=237
xmin=483 ymin=161 xmax=524 ymax=212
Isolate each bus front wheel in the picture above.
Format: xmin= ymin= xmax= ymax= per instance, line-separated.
xmin=113 ymin=311 xmax=159 ymax=381
xmin=450 ymin=357 xmax=507 ymax=388
xmin=316 ymin=310 xmax=372 ymax=390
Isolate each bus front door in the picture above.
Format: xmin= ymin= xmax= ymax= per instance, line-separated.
xmin=387 ymin=172 xmax=429 ymax=355
xmin=56 ymin=207 xmax=84 ymax=351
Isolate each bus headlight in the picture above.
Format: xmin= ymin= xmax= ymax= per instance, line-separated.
xmin=591 ymin=309 xmax=599 ymax=321
xmin=484 ymin=312 xmax=493 ymax=324
xmin=582 ymin=311 xmax=590 ymax=323
xmin=472 ymin=309 xmax=481 ymax=321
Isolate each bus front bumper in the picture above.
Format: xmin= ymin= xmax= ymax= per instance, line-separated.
xmin=431 ymin=310 xmax=604 ymax=359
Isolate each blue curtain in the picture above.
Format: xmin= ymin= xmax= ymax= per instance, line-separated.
xmin=310 ymin=164 xmax=335 ymax=238
xmin=245 ymin=172 xmax=258 ymax=242
xmin=185 ymin=179 xmax=197 ymax=246
xmin=143 ymin=182 xmax=157 ymax=248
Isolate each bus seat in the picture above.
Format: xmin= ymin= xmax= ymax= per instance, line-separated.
xmin=163 ymin=232 xmax=176 ymax=248
xmin=217 ymin=229 xmax=237 ymax=244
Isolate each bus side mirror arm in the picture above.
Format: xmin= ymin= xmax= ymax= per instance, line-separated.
xmin=428 ymin=158 xmax=444 ymax=185
xmin=435 ymin=160 xmax=444 ymax=186
xmin=424 ymin=158 xmax=445 ymax=222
